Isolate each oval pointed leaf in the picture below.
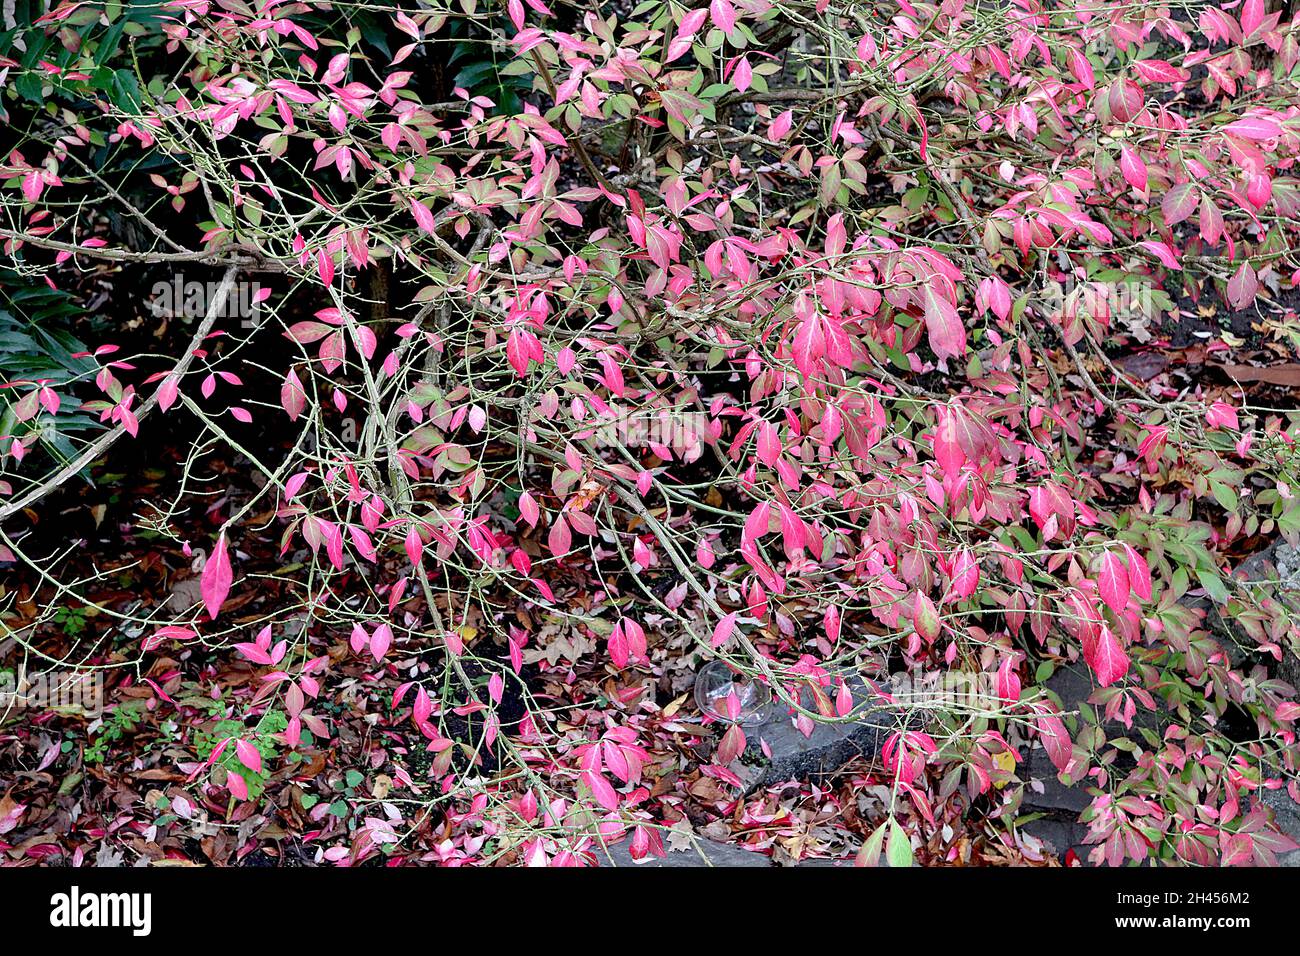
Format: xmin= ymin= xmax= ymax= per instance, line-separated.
xmin=201 ymin=532 xmax=233 ymax=621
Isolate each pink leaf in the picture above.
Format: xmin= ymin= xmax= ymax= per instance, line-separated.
xmin=1120 ymin=543 xmax=1152 ymax=602
xmin=608 ymin=623 xmax=629 ymax=669
xmin=1119 ymin=144 xmax=1147 ymax=192
xmin=547 ymin=515 xmax=571 ymax=557
xmin=1161 ymin=182 xmax=1198 ymax=226
xmin=755 ymin=420 xmax=781 ymax=467
xmin=582 ymin=770 xmax=620 ymax=811
xmin=712 ymin=611 xmax=738 ymax=648
xmin=948 ymin=549 xmax=980 ymax=600
xmin=371 ymin=623 xmax=393 ymax=661
xmin=1069 ymin=48 xmax=1095 ymax=89
xmin=1089 ymin=626 xmax=1130 ymax=687
xmin=281 ymin=368 xmax=307 ymax=421
xmin=718 ymin=723 xmax=746 ymax=763
xmin=234 ymin=642 xmax=274 ymax=665
xmin=709 ymin=0 xmax=736 ymax=35
xmin=1132 ymin=59 xmax=1187 ymax=84
xmin=1206 ymin=401 xmax=1240 ymax=430
xmin=201 ymin=532 xmax=233 ymax=620
xmin=1097 ymin=549 xmax=1130 ymax=614
xmin=913 ymin=591 xmax=941 ymax=642
xmin=1227 ymin=261 xmax=1258 ymax=310
xmin=996 ymin=657 xmax=1021 ymax=703
xmin=235 ymin=739 xmax=263 ymax=774
xmin=1241 ymin=0 xmax=1264 ymax=35
xmin=226 ymin=770 xmax=249 ymax=801
xmin=1224 ymin=116 xmax=1281 ymax=141
xmin=1036 ymin=709 xmax=1072 ymax=773
xmin=768 ymin=110 xmax=793 ymax=141
xmin=518 ymin=490 xmax=540 ymax=528
xmin=1138 ymin=240 xmax=1180 ymax=270
xmin=732 ymin=56 xmax=752 ymax=93
xmin=404 ymin=524 xmax=424 ymax=567
xmin=506 ymin=327 xmax=532 ymax=377
xmin=835 ymin=680 xmax=853 ymax=716
xmin=824 ymin=604 xmax=841 ymax=643
xmin=922 ymin=284 xmax=966 ymax=361
xmin=350 ymin=623 xmax=369 ymax=654
xmin=1221 ymin=833 xmax=1254 ymax=867
xmin=157 ymin=376 xmax=179 ymax=413
xmin=410 ymin=198 xmax=436 ymax=233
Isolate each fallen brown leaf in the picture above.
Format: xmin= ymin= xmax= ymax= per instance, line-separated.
xmin=1215 ymin=363 xmax=1300 ymax=386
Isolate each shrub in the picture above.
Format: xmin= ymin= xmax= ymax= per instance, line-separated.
xmin=2 ymin=0 xmax=1300 ymax=867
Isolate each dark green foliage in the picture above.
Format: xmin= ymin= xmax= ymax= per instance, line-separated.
xmin=0 ymin=270 xmax=102 ymax=466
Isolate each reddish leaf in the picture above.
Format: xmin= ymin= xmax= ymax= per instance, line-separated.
xmin=922 ymin=284 xmax=966 ymax=361
xmin=157 ymin=376 xmax=179 ymax=413
xmin=913 ymin=592 xmax=941 ymax=642
xmin=1226 ymin=261 xmax=1258 ymax=310
xmin=1121 ymin=543 xmax=1152 ymax=602
xmin=547 ymin=515 xmax=571 ymax=557
xmin=281 ymin=368 xmax=306 ymax=421
xmin=1097 ymin=549 xmax=1130 ymax=614
xmin=1119 ymin=144 xmax=1147 ymax=192
xmin=1161 ymin=182 xmax=1198 ymax=226
xmin=517 ymin=490 xmax=540 ymax=528
xmin=718 ymin=723 xmax=747 ymax=763
xmin=226 ymin=770 xmax=249 ymax=801
xmin=201 ymin=532 xmax=233 ymax=621
xmin=1089 ymin=625 xmax=1130 ymax=687
xmin=235 ymin=739 xmax=263 ymax=774
xmin=582 ymin=770 xmax=619 ymax=812
xmin=712 ymin=610 xmax=738 ymax=648
xmin=371 ymin=623 xmax=393 ymax=661
xmin=1224 ymin=116 xmax=1281 ymax=141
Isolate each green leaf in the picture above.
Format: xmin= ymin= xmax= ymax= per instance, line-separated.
xmin=856 ymin=821 xmax=887 ymax=867
xmin=886 ymin=818 xmax=913 ymax=867
xmin=1196 ymin=568 xmax=1230 ymax=605
xmin=1210 ymin=481 xmax=1238 ymax=512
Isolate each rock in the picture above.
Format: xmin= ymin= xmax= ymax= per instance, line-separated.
xmin=1235 ymin=542 xmax=1278 ymax=586
xmin=791 ymin=855 xmax=855 ymax=867
xmin=1044 ymin=665 xmax=1092 ymax=715
xmin=1028 ymin=667 xmax=1094 ymax=815
xmin=595 ymin=836 xmax=772 ymax=868
xmin=1232 ymin=542 xmax=1300 ymax=687
xmin=1024 ymin=747 xmax=1091 ymax=813
xmin=1273 ymin=543 xmax=1300 ymax=589
xmin=1044 ymin=660 xmax=1160 ymax=730
xmin=1021 ymin=814 xmax=1090 ymax=864
xmin=1174 ymin=542 xmax=1287 ymax=667
xmin=1023 ymin=665 xmax=1126 ymax=814
xmin=1263 ymin=788 xmax=1300 ymax=868
xmin=1232 ymin=541 xmax=1300 ymax=595
xmin=1179 ymin=591 xmax=1252 ymax=667
xmin=1272 ymin=545 xmax=1300 ymax=691
xmin=743 ymin=673 xmax=900 ymax=789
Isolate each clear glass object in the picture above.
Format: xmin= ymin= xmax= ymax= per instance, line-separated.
xmin=694 ymin=660 xmax=773 ymax=726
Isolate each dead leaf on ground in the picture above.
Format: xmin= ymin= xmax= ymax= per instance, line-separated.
xmin=1214 ymin=363 xmax=1300 ymax=386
